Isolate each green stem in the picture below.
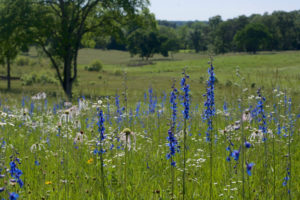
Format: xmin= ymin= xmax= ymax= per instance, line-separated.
xmin=100 ymin=141 xmax=106 ymax=199
xmin=209 ymin=132 xmax=213 ymax=200
xmin=124 ymin=134 xmax=128 ymax=199
xmin=241 ymin=107 xmax=245 ymax=200
xmin=183 ymin=117 xmax=187 ymax=200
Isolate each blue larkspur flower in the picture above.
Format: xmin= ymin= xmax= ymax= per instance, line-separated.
xmin=97 ymin=109 xmax=106 ymax=141
xmin=204 ymin=63 xmax=216 ymax=141
xmin=135 ymin=102 xmax=141 ymax=118
xmin=9 ymin=160 xmax=23 ymax=188
xmin=17 ymin=179 xmax=23 ymax=188
xmin=166 ymin=85 xmax=179 ymax=167
xmin=231 ymin=150 xmax=240 ymax=161
xmin=246 ymin=162 xmax=254 ymax=176
xmin=283 ymin=168 xmax=290 ymax=187
xmin=171 ymin=161 xmax=176 ymax=167
xmin=148 ymin=88 xmax=156 ymax=114
xmin=9 ymin=192 xmax=19 ymax=200
xmin=115 ymin=95 xmax=122 ymax=123
xmin=283 ymin=176 xmax=289 ymax=186
xmin=110 ymin=144 xmax=114 ymax=150
xmin=181 ymin=72 xmax=190 ymax=120
xmin=256 ymin=89 xmax=267 ymax=141
xmin=245 ymin=141 xmax=251 ymax=148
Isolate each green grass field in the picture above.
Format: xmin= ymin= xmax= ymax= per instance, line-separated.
xmin=0 ymin=50 xmax=299 ymax=199
xmin=1 ymin=49 xmax=300 ymax=102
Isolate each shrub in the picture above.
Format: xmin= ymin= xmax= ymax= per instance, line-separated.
xmin=214 ymin=76 xmax=219 ymax=84
xmin=225 ymin=80 xmax=232 ymax=87
xmin=30 ymin=60 xmax=38 ymax=67
xmin=199 ymin=76 xmax=204 ymax=84
xmin=85 ymin=60 xmax=103 ymax=72
xmin=114 ymin=70 xmax=122 ymax=76
xmin=89 ymin=81 xmax=96 ymax=85
xmin=21 ymin=71 xmax=58 ymax=86
xmin=16 ymin=57 xmax=30 ymax=66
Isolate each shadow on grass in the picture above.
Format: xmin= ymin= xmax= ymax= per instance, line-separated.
xmin=127 ymin=57 xmax=179 ymax=67
xmin=0 ymin=88 xmax=24 ymax=95
xmin=0 ymin=87 xmax=59 ymax=98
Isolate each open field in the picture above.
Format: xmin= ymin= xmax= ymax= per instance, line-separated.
xmin=1 ymin=49 xmax=300 ymax=102
xmin=0 ymin=50 xmax=299 ymax=199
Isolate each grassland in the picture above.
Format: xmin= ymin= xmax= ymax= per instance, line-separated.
xmin=0 ymin=49 xmax=299 ymax=199
xmin=1 ymin=49 xmax=300 ymax=102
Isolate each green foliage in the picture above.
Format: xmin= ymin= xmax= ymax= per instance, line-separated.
xmin=0 ymin=0 xmax=31 ymax=60
xmin=127 ymin=29 xmax=161 ymax=59
xmin=225 ymin=80 xmax=232 ymax=87
xmin=234 ymin=23 xmax=271 ymax=53
xmin=0 ymin=0 xmax=32 ymax=89
xmin=16 ymin=57 xmax=30 ymax=66
xmin=114 ymin=69 xmax=123 ymax=76
xmin=31 ymin=0 xmax=148 ymax=99
xmin=85 ymin=60 xmax=103 ymax=72
xmin=58 ymin=10 xmax=300 ymax=55
xmin=159 ymin=26 xmax=180 ymax=57
xmin=189 ymin=22 xmax=209 ymax=53
xmin=20 ymin=71 xmax=58 ymax=86
xmin=127 ymin=23 xmax=181 ymax=59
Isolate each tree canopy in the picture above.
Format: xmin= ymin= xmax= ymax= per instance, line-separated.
xmin=31 ymin=0 xmax=149 ymax=99
xmin=0 ymin=1 xmax=299 ymax=98
xmin=0 ymin=0 xmax=32 ymax=90
xmin=234 ymin=23 xmax=271 ymax=53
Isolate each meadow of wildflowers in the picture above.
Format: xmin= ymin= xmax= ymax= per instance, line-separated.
xmin=0 ymin=63 xmax=299 ymax=200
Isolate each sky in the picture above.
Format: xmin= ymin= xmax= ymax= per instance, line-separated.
xmin=149 ymin=0 xmax=300 ymax=21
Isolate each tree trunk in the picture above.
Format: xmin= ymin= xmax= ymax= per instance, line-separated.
xmin=63 ymin=54 xmax=73 ymax=100
xmin=64 ymin=80 xmax=72 ymax=100
xmin=63 ymin=71 xmax=73 ymax=100
xmin=7 ymin=57 xmax=11 ymax=90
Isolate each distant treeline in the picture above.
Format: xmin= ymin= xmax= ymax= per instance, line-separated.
xmin=83 ymin=10 xmax=300 ymax=57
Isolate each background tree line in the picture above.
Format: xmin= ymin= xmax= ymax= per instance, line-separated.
xmin=0 ymin=0 xmax=299 ymax=98
xmin=84 ymin=10 xmax=300 ymax=55
xmin=0 ymin=0 xmax=149 ymax=98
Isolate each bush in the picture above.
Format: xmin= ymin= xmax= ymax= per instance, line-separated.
xmin=225 ymin=80 xmax=232 ymax=87
xmin=16 ymin=57 xmax=30 ymax=66
xmin=89 ymin=81 xmax=96 ymax=85
xmin=21 ymin=71 xmax=58 ymax=86
xmin=29 ymin=60 xmax=38 ymax=67
xmin=199 ymin=76 xmax=204 ymax=84
xmin=114 ymin=70 xmax=122 ymax=76
xmin=85 ymin=60 xmax=103 ymax=72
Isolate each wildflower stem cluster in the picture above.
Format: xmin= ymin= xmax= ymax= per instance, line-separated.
xmin=204 ymin=61 xmax=215 ymax=200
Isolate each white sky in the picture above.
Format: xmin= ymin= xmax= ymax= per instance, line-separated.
xmin=149 ymin=0 xmax=300 ymax=21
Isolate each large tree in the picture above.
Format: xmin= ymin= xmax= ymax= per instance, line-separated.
xmin=0 ymin=0 xmax=31 ymax=90
xmin=126 ymin=8 xmax=160 ymax=59
xmin=189 ymin=22 xmax=208 ymax=53
xmin=32 ymin=0 xmax=148 ymax=99
xmin=159 ymin=25 xmax=180 ymax=58
xmin=127 ymin=29 xmax=162 ymax=60
xmin=234 ymin=23 xmax=271 ymax=53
